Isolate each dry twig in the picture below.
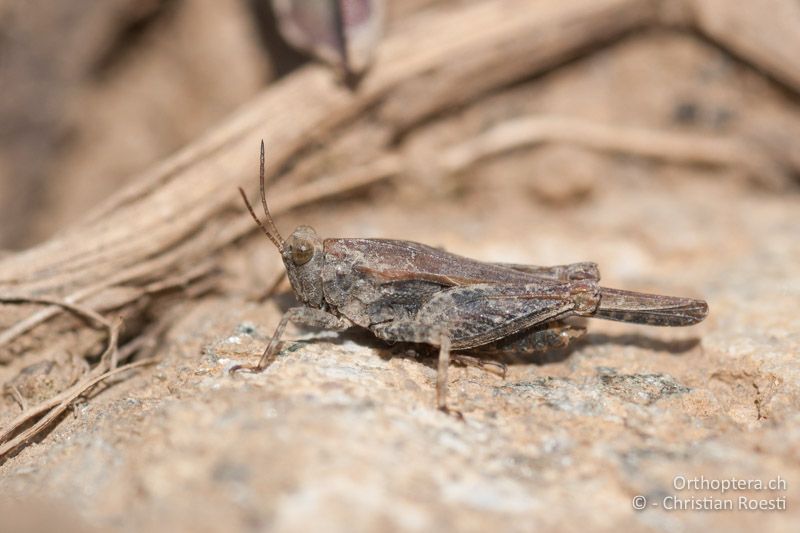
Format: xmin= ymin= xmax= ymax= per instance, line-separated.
xmin=0 ymin=358 xmax=155 ymax=460
xmin=440 ymin=116 xmax=790 ymax=189
xmin=0 ymin=297 xmax=121 ymax=460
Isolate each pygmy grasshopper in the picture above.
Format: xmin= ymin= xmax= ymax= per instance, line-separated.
xmin=234 ymin=143 xmax=708 ymax=414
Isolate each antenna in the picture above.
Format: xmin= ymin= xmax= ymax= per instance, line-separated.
xmin=238 ymin=141 xmax=286 ymax=252
xmin=258 ymin=141 xmax=286 ymax=249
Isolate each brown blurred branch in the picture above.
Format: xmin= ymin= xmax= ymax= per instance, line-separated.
xmin=440 ymin=115 xmax=791 ymax=189
xmin=687 ymin=0 xmax=800 ymax=94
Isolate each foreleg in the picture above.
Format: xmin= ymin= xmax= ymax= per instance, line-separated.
xmin=231 ymin=307 xmax=351 ymax=373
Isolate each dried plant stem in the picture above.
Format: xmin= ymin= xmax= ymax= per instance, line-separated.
xmin=0 ymin=296 xmax=123 ymax=460
xmin=440 ymin=115 xmax=789 ymax=189
xmin=257 ymin=270 xmax=289 ymax=303
xmin=272 ymin=154 xmax=402 ymax=209
xmin=4 ymin=385 xmax=26 ymax=411
xmin=0 ymin=296 xmax=113 ymax=333
xmin=0 ymin=358 xmax=155 ymax=460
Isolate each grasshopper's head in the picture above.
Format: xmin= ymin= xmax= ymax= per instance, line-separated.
xmin=281 ymin=225 xmax=324 ymax=307
xmin=238 ymin=142 xmax=325 ymax=308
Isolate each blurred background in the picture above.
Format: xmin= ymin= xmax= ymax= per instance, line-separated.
xmin=0 ymin=0 xmax=414 ymax=248
xmin=2 ymin=1 xmax=800 ymax=532
xmin=2 ymin=0 xmax=799 ymax=250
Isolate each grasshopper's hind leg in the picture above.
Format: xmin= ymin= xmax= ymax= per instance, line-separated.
xmin=454 ymin=322 xmax=585 ymax=379
xmin=450 ymin=354 xmax=507 ymax=379
xmin=478 ymin=321 xmax=587 ymax=356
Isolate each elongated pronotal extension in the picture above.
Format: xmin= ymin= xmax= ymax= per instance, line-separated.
xmin=595 ymin=287 xmax=708 ymax=326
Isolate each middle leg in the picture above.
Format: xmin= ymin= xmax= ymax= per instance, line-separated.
xmin=371 ymin=320 xmax=461 ymax=415
xmin=232 ymin=307 xmax=352 ymax=374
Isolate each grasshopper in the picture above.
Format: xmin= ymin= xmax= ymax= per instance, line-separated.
xmin=234 ymin=143 xmax=708 ymax=414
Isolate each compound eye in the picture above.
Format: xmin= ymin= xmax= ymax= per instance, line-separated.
xmin=290 ymin=238 xmax=314 ymax=265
